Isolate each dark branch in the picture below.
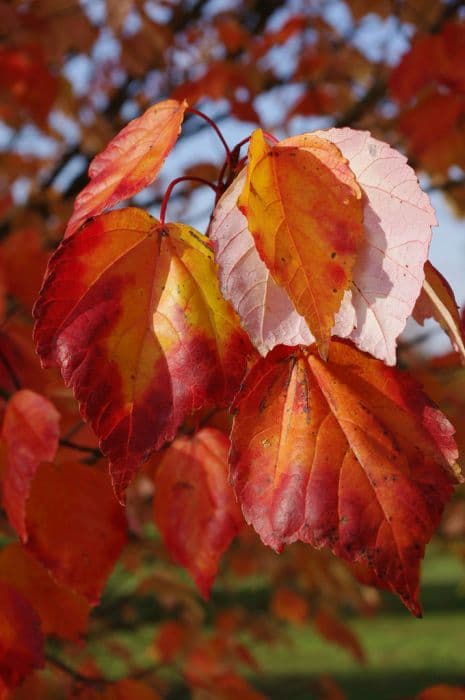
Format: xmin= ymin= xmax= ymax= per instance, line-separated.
xmin=46 ymin=654 xmax=105 ymax=687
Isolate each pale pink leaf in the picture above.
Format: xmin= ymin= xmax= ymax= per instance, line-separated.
xmin=210 ymin=170 xmax=312 ymax=354
xmin=212 ymin=130 xmax=436 ymax=364
xmin=285 ymin=128 xmax=437 ymax=364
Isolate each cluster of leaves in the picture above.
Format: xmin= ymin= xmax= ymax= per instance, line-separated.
xmin=2 ymin=1 xmax=465 ymax=699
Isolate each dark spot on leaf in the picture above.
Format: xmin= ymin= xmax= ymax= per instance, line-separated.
xmin=174 ymin=481 xmax=194 ymax=491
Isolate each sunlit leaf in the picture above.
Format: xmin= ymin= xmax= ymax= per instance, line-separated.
xmin=34 ymin=208 xmax=251 ymax=498
xmin=239 ymin=128 xmax=364 ymax=357
xmin=215 ymin=130 xmax=435 ymax=363
xmin=210 ymin=169 xmax=312 ymax=354
xmin=230 ymin=341 xmax=459 ymax=615
xmin=413 ymin=261 xmax=465 ymax=364
xmin=65 ymin=99 xmax=187 ymax=237
xmin=294 ymin=128 xmax=436 ymax=364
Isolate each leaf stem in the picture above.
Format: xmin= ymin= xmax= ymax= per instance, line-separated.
xmin=263 ymin=131 xmax=279 ymax=144
xmin=59 ymin=438 xmax=102 ymax=457
xmin=46 ymin=653 xmax=105 ymax=687
xmin=216 ymin=159 xmax=230 ymax=200
xmin=159 ymin=176 xmax=218 ymax=224
xmin=186 ymin=107 xmax=231 ymax=162
xmin=232 ymin=131 xmax=278 ymax=154
xmin=233 ymin=136 xmax=252 ymax=153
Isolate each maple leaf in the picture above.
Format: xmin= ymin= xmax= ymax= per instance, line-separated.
xmin=212 ymin=128 xmax=435 ymax=364
xmin=153 ymin=427 xmax=244 ymax=597
xmin=1 ymin=389 xmax=60 ymax=540
xmin=24 ymin=461 xmax=127 ymax=604
xmin=65 ymin=99 xmax=187 ymax=238
xmin=238 ymin=128 xmax=364 ymax=357
xmin=230 ymin=341 xmax=460 ymax=615
xmin=34 ymin=208 xmax=251 ymax=498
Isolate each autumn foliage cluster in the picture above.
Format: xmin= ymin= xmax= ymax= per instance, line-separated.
xmin=2 ymin=1 xmax=465 ymax=699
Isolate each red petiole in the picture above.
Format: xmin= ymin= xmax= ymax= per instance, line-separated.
xmin=159 ymin=176 xmax=218 ymax=224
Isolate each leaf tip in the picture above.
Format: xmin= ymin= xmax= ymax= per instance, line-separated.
xmin=197 ymin=579 xmax=213 ymax=601
xmin=110 ymin=470 xmax=129 ymax=506
xmin=403 ymin=593 xmax=423 ymax=618
xmin=317 ymin=338 xmax=330 ymax=361
xmin=451 ymin=462 xmax=465 ymax=484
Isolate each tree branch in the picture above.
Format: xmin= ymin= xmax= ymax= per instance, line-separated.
xmin=46 ymin=654 xmax=105 ymax=687
xmin=427 ymin=177 xmax=465 ymax=193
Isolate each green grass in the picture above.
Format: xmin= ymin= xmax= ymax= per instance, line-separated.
xmin=250 ymin=546 xmax=465 ymax=699
xmin=82 ymin=545 xmax=465 ymax=699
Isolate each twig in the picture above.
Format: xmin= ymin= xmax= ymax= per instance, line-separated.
xmin=46 ymin=654 xmax=105 ymax=687
xmin=59 ymin=438 xmax=102 ymax=458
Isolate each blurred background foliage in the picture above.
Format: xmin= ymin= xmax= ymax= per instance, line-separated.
xmin=2 ymin=1 xmax=465 ymax=699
